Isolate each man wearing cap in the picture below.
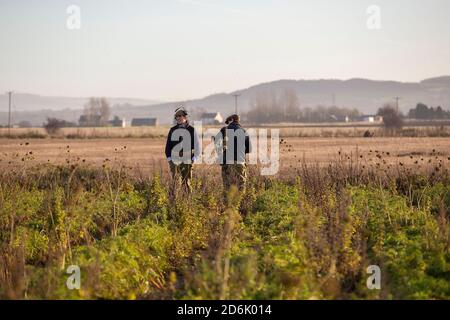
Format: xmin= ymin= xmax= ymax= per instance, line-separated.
xmin=165 ymin=107 xmax=201 ymax=193
xmin=214 ymin=114 xmax=251 ymax=195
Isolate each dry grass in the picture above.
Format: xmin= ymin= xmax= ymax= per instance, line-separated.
xmin=0 ymin=127 xmax=169 ymax=139
xmin=1 ymin=137 xmax=449 ymax=177
xmin=278 ymin=126 xmax=450 ymax=138
xmin=1 ymin=124 xmax=449 ymax=139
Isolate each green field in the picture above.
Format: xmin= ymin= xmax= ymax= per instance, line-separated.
xmin=0 ymin=156 xmax=448 ymax=300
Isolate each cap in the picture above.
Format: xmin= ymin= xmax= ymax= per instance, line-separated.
xmin=174 ymin=106 xmax=188 ymax=118
xmin=225 ymin=114 xmax=240 ymax=124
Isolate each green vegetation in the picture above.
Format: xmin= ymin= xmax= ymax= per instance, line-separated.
xmin=0 ymin=160 xmax=448 ymax=300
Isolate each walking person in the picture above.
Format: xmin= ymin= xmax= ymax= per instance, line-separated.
xmin=165 ymin=107 xmax=201 ymax=193
xmin=214 ymin=114 xmax=251 ymax=195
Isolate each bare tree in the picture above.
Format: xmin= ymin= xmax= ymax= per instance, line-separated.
xmin=247 ymin=89 xmax=300 ymax=123
xmin=83 ymin=97 xmax=111 ymax=126
xmin=246 ymin=89 xmax=361 ymax=123
xmin=282 ymin=89 xmax=301 ymax=121
xmin=247 ymin=90 xmax=272 ymax=123
xmin=378 ymin=103 xmax=403 ymax=132
xmin=44 ymin=118 xmax=76 ymax=135
xmin=99 ymin=98 xmax=111 ymax=125
xmin=83 ymin=98 xmax=97 ymax=126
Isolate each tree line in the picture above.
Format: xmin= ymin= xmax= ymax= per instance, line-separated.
xmin=245 ymin=89 xmax=360 ymax=123
xmin=43 ymin=97 xmax=112 ymax=134
xmin=408 ymin=103 xmax=450 ymax=120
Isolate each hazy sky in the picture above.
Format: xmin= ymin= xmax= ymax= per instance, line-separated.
xmin=1 ymin=0 xmax=449 ymax=101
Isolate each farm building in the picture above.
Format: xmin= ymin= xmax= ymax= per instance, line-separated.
xmin=131 ymin=118 xmax=158 ymax=127
xmin=330 ymin=115 xmax=350 ymax=122
xmin=201 ymin=112 xmax=223 ymax=125
xmin=356 ymin=115 xmax=383 ymax=123
xmin=109 ymin=116 xmax=126 ymax=127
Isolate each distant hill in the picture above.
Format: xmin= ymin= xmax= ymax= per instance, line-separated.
xmin=124 ymin=76 xmax=450 ymax=124
xmin=0 ymin=93 xmax=161 ymax=112
xmin=420 ymin=76 xmax=450 ymax=86
xmin=1 ymin=77 xmax=450 ymax=126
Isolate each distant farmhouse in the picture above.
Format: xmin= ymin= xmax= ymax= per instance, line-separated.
xmin=330 ymin=115 xmax=350 ymax=122
xmin=356 ymin=115 xmax=383 ymax=123
xmin=131 ymin=118 xmax=158 ymax=127
xmin=109 ymin=116 xmax=126 ymax=128
xmin=201 ymin=112 xmax=223 ymax=125
xmin=329 ymin=114 xmax=383 ymax=123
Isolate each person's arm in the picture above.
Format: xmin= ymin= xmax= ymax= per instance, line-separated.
xmin=245 ymin=130 xmax=252 ymax=154
xmin=214 ymin=128 xmax=225 ymax=164
xmin=192 ymin=127 xmax=202 ymax=161
xmin=165 ymin=128 xmax=173 ymax=161
xmin=214 ymin=128 xmax=224 ymax=148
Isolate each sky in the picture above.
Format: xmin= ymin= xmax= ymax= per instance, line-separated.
xmin=0 ymin=0 xmax=449 ymax=101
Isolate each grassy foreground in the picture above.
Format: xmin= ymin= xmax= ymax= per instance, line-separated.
xmin=0 ymin=160 xmax=449 ymax=300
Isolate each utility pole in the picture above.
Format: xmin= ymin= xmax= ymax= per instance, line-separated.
xmin=6 ymin=91 xmax=13 ymax=137
xmin=394 ymin=96 xmax=401 ymax=113
xmin=232 ymin=93 xmax=240 ymax=115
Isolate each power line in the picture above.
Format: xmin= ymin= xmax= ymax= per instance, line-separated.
xmin=394 ymin=96 xmax=401 ymax=113
xmin=232 ymin=93 xmax=240 ymax=115
xmin=6 ymin=91 xmax=13 ymax=137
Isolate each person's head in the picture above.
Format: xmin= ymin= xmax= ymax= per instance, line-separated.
xmin=225 ymin=114 xmax=240 ymax=125
xmin=174 ymin=106 xmax=188 ymax=125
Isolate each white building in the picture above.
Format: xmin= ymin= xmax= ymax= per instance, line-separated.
xmin=358 ymin=115 xmax=383 ymax=123
xmin=201 ymin=112 xmax=223 ymax=125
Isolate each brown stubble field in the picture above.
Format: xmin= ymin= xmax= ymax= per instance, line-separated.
xmin=1 ymin=136 xmax=449 ymax=176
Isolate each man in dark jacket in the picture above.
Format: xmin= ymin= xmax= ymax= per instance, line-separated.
xmin=165 ymin=107 xmax=200 ymax=192
xmin=214 ymin=114 xmax=251 ymax=193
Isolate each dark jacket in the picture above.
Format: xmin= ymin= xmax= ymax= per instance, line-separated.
xmin=215 ymin=122 xmax=251 ymax=165
xmin=165 ymin=123 xmax=200 ymax=162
